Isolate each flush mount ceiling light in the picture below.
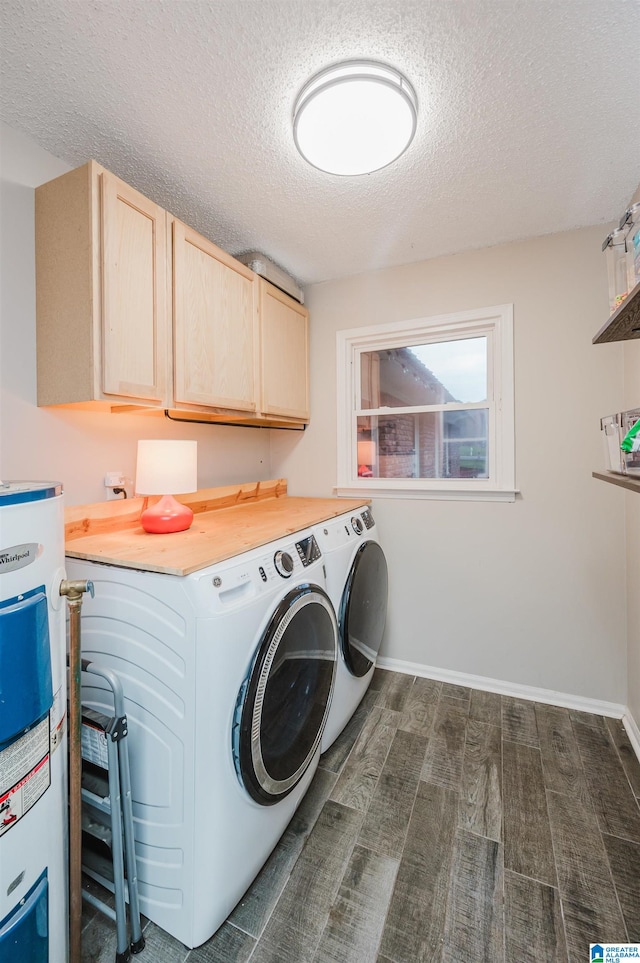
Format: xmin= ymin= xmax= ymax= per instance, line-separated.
xmin=293 ymin=60 xmax=418 ymax=176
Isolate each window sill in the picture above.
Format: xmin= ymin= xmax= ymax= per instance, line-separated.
xmin=335 ymin=485 xmax=519 ymax=502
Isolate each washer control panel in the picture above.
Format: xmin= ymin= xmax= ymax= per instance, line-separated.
xmin=361 ymin=508 xmax=375 ymax=530
xmin=204 ymin=532 xmax=324 ymax=607
xmin=295 ymin=534 xmax=321 ymax=568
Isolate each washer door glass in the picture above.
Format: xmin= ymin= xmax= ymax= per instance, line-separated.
xmin=340 ymin=541 xmax=388 ymax=678
xmin=235 ymin=584 xmax=337 ymax=805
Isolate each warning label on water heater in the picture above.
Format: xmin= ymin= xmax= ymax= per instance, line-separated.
xmin=0 ymin=716 xmax=51 ymax=837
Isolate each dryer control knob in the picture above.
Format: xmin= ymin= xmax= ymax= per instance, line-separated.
xmin=351 ymin=516 xmax=364 ymax=535
xmin=274 ymin=550 xmax=294 ymax=578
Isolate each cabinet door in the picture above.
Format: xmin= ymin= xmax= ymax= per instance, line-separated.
xmin=173 ymin=221 xmax=258 ymax=412
xmin=260 ymin=281 xmax=309 ymax=421
xmin=100 ymin=171 xmax=168 ymax=403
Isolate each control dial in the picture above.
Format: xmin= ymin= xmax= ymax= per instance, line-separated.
xmin=274 ymin=550 xmax=294 ymax=578
xmin=351 ymin=516 xmax=364 ymax=535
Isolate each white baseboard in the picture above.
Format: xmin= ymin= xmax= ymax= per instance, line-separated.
xmin=376 ymin=655 xmax=627 ymax=720
xmin=376 ymin=656 xmax=640 ymax=765
xmin=622 ymin=711 xmax=640 ymax=762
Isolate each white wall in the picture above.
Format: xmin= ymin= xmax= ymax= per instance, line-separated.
xmin=622 ymin=182 xmax=640 ymax=734
xmin=0 ymin=123 xmax=273 ymax=504
xmin=272 ymin=229 xmax=628 ymax=704
xmin=624 ymin=338 xmax=640 ymax=728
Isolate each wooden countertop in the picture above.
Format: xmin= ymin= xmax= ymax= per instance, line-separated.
xmin=65 ymin=479 xmax=370 ymax=576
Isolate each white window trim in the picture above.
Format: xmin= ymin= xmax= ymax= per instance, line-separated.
xmin=336 ymin=304 xmax=517 ymax=501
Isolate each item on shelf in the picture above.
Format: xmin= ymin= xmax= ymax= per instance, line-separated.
xmin=601 ymin=413 xmax=625 ymax=473
xmin=600 ymin=408 xmax=640 ymax=476
xmin=621 ymin=412 xmax=640 ymax=453
xmin=603 ymin=227 xmax=631 ymax=314
xmin=620 ymin=201 xmax=640 ymax=291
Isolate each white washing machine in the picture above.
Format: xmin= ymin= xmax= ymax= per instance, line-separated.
xmin=65 ymin=527 xmax=337 ymax=949
xmin=315 ymin=506 xmax=388 ymax=753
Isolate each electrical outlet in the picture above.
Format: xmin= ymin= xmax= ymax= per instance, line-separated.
xmin=105 ymin=471 xmax=124 ymax=487
xmin=105 ymin=471 xmax=126 ymax=500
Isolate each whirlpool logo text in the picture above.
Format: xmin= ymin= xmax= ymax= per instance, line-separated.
xmin=0 ymin=543 xmax=42 ymax=573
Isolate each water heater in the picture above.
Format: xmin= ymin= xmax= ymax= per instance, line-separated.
xmin=0 ymin=482 xmax=68 ymax=962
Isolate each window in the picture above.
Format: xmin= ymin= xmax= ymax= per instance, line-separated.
xmin=336 ymin=305 xmax=515 ymax=500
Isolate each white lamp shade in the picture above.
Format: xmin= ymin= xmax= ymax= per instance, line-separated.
xmin=357 ymin=440 xmax=376 ymax=465
xmin=293 ymin=60 xmax=417 ymax=176
xmin=135 ymin=440 xmax=198 ymax=495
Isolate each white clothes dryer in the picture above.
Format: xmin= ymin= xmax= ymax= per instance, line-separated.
xmin=314 ymin=507 xmax=388 ymax=753
xmin=65 ymin=527 xmax=337 ymax=949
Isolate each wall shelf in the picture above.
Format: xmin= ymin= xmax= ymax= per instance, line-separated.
xmin=593 ymin=281 xmax=640 ymax=344
xmin=593 ymin=470 xmax=640 ymax=493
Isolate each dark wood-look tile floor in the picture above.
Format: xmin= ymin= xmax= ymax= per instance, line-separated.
xmin=81 ymin=669 xmax=640 ymax=963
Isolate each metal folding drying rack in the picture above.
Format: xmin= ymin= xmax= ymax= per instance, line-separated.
xmin=80 ymin=659 xmax=145 ymax=962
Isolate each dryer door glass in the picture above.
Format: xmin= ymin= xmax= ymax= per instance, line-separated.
xmin=340 ymin=541 xmax=388 ymax=678
xmin=235 ymin=584 xmax=337 ymax=805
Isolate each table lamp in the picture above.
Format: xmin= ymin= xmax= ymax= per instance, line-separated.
xmin=357 ymin=440 xmax=376 ymax=478
xmin=135 ymin=440 xmax=198 ymax=534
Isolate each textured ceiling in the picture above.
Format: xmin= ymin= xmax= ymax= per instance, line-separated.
xmin=1 ymin=1 xmax=639 ymax=285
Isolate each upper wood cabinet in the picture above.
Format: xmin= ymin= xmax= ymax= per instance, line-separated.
xmin=36 ymin=161 xmax=170 ymax=407
xmin=260 ymin=280 xmax=309 ymax=421
xmin=172 ymin=221 xmax=259 ymax=413
xmin=35 ymin=161 xmax=309 ymax=427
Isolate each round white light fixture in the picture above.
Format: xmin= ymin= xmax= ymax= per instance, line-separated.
xmin=293 ymin=60 xmax=418 ymax=176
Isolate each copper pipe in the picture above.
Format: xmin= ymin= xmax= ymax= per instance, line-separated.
xmin=60 ymin=579 xmax=93 ymax=963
